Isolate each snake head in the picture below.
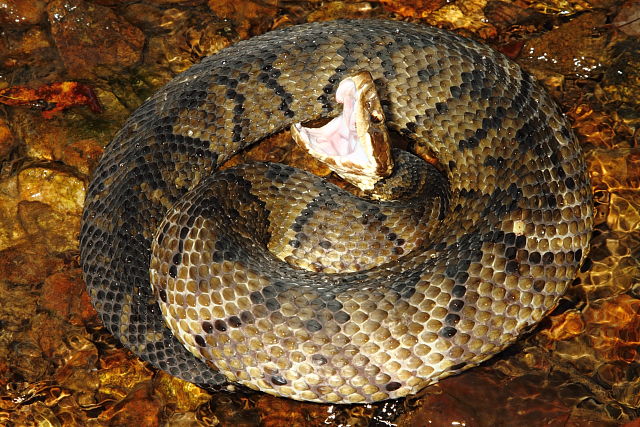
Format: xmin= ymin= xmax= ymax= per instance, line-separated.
xmin=291 ymin=71 xmax=393 ymax=191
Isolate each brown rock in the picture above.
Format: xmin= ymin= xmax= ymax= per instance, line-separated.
xmin=519 ymin=12 xmax=609 ymax=80
xmin=49 ymin=328 xmax=100 ymax=392
xmin=121 ymin=3 xmax=165 ymax=31
xmin=0 ymin=175 xmax=24 ymax=251
xmin=0 ymin=118 xmax=17 ymax=160
xmin=96 ymin=349 xmax=156 ymax=400
xmin=0 ymin=242 xmax=64 ymax=285
xmin=307 ymin=2 xmax=379 ymax=22
xmin=613 ymin=0 xmax=640 ymax=37
xmin=601 ymin=39 xmax=640 ymax=127
xmin=15 ymin=167 xmax=84 ymax=253
xmin=0 ymin=261 xmax=42 ymax=327
xmin=17 ymin=201 xmax=79 ymax=253
xmin=424 ymin=0 xmax=494 ymax=34
xmin=0 ymin=25 xmax=61 ymax=84
xmin=153 ymin=373 xmax=211 ymax=413
xmin=484 ymin=1 xmax=548 ymax=29
xmin=152 ymin=8 xmax=231 ymax=74
xmin=254 ymin=394 xmax=329 ymax=427
xmin=53 ymin=138 xmax=104 ymax=176
xmin=0 ymin=360 xmax=8 ymax=387
xmin=10 ymin=110 xmax=66 ymax=161
xmin=0 ymin=0 xmax=47 ymax=27
xmin=98 ymin=382 xmax=163 ymax=426
xmin=97 ymin=0 xmax=201 ymax=4
xmin=17 ymin=166 xmax=84 ymax=216
xmin=5 ymin=338 xmax=51 ymax=381
xmin=39 ymin=269 xmax=97 ymax=325
xmin=208 ymin=0 xmax=276 ymax=38
xmin=379 ymin=0 xmax=447 ymax=18
xmin=0 ymin=26 xmax=52 ymax=64
xmin=28 ymin=313 xmax=73 ymax=360
xmin=47 ymin=0 xmax=145 ymax=78
xmin=10 ymin=101 xmax=119 ymax=170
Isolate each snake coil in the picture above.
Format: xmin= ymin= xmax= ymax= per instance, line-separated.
xmin=80 ymin=20 xmax=593 ymax=403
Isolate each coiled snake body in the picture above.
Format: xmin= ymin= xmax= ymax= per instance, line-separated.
xmin=80 ymin=20 xmax=593 ymax=403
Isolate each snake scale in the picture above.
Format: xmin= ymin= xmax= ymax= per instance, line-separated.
xmin=79 ymin=19 xmax=593 ymax=403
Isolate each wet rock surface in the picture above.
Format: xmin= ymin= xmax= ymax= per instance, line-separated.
xmin=0 ymin=0 xmax=638 ymax=425
xmin=47 ymin=0 xmax=145 ymax=78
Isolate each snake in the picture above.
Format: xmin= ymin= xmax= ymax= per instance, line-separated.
xmin=79 ymin=19 xmax=593 ymax=404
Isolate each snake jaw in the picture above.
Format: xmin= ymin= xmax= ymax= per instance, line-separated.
xmin=291 ymin=71 xmax=393 ymax=191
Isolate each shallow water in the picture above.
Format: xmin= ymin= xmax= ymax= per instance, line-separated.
xmin=0 ymin=0 xmax=638 ymax=425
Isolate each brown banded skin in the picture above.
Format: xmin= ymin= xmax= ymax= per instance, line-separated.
xmin=79 ymin=20 xmax=594 ymax=403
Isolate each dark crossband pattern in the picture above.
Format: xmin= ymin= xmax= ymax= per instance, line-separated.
xmin=80 ymin=20 xmax=593 ymax=403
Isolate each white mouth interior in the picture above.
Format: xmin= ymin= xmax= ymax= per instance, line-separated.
xmin=292 ymin=78 xmax=370 ymax=166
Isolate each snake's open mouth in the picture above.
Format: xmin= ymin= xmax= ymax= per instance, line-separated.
xmin=291 ymin=71 xmax=393 ymax=191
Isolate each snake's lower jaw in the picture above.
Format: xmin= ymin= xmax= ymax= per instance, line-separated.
xmin=291 ymin=71 xmax=393 ymax=192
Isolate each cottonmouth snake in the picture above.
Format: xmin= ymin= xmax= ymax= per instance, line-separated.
xmin=79 ymin=19 xmax=593 ymax=404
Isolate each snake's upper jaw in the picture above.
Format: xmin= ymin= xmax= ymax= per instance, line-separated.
xmin=291 ymin=71 xmax=393 ymax=192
